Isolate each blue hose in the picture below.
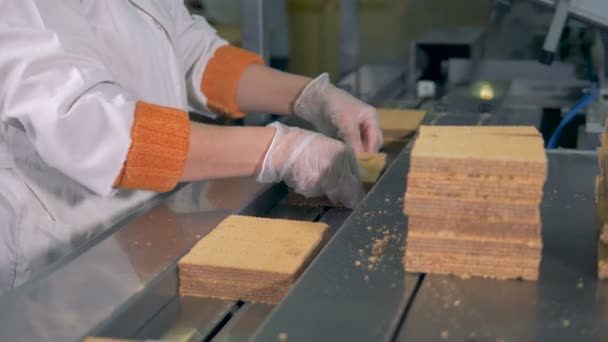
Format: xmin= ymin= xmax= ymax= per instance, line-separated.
xmin=546 ymin=83 xmax=599 ymax=149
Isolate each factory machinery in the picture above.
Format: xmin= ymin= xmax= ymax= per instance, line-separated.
xmin=2 ymin=1 xmax=608 ymax=341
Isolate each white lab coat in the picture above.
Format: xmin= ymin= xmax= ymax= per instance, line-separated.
xmin=0 ymin=0 xmax=228 ymax=293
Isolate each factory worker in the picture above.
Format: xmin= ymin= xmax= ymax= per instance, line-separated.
xmin=0 ymin=0 xmax=382 ymax=293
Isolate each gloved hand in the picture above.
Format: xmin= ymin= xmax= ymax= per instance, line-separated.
xmin=257 ymin=122 xmax=364 ymax=209
xmin=293 ymin=73 xmax=383 ymax=154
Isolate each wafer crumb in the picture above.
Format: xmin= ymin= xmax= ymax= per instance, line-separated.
xmin=371 ymin=236 xmax=389 ymax=255
xmin=453 ymin=299 xmax=461 ymax=307
xmin=561 ymin=319 xmax=571 ymax=327
xmin=355 ymin=260 xmax=361 ymax=267
xmin=278 ymin=332 xmax=288 ymax=341
xmin=440 ymin=330 xmax=449 ymax=339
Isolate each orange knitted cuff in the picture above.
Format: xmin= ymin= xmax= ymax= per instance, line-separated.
xmin=201 ymin=45 xmax=264 ymax=118
xmin=113 ymin=101 xmax=190 ymax=192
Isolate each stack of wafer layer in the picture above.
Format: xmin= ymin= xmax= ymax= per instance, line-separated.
xmin=404 ymin=126 xmax=547 ymax=281
xmin=597 ymin=127 xmax=608 ymax=279
xmin=178 ymin=215 xmax=328 ymax=304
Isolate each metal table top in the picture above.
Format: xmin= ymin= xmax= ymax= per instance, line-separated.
xmin=397 ymin=150 xmax=608 ymax=342
xmin=0 ymin=177 xmax=274 ymax=342
xmin=255 ymin=148 xmax=608 ymax=342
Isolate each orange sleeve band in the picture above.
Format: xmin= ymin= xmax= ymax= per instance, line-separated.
xmin=113 ymin=101 xmax=190 ymax=193
xmin=201 ymin=45 xmax=264 ymax=118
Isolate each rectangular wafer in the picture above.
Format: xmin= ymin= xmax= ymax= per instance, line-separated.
xmin=178 ymin=215 xmax=328 ymax=303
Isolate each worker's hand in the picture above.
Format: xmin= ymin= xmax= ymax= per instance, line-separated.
xmin=293 ymin=73 xmax=383 ymax=154
xmin=257 ymin=122 xmax=364 ymax=209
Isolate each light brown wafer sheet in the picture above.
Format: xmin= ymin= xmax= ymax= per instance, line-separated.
xmin=599 ymin=131 xmax=608 ymax=168
xmin=596 ymin=176 xmax=608 ymax=222
xmin=418 ymin=125 xmax=542 ymax=137
xmin=599 ymin=171 xmax=608 ymax=192
xmin=411 ymin=126 xmax=547 ymax=178
xmin=378 ymin=108 xmax=426 ymax=133
xmin=405 ymin=189 xmax=541 ymax=205
xmin=179 ymin=279 xmax=289 ymax=295
xmin=406 ymin=234 xmax=541 ymax=258
xmin=179 ymin=215 xmax=328 ymax=276
xmin=179 ymin=267 xmax=295 ymax=283
xmin=404 ymin=194 xmax=540 ymax=219
xmin=410 ymin=157 xmax=547 ymax=178
xmin=407 ymin=215 xmax=541 ymax=239
xmin=405 ymin=257 xmax=539 ymax=281
xmin=178 ymin=215 xmax=328 ymax=303
xmin=414 ymin=126 xmax=546 ymax=162
xmin=405 ymin=245 xmax=541 ymax=262
xmin=601 ymin=223 xmax=608 ymax=245
xmin=406 ymin=174 xmax=544 ymax=200
xmin=407 ymin=230 xmax=542 ymax=246
xmin=600 ymin=242 xmax=608 ymax=280
xmin=179 ymin=277 xmax=289 ymax=304
xmin=357 ymin=153 xmax=387 ymax=184
xmin=407 ymin=171 xmax=546 ymax=184
xmin=405 ymin=251 xmax=541 ymax=269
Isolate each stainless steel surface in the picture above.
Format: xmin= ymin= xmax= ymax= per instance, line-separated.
xmin=253 ymin=143 xmax=421 ymax=342
xmin=240 ymin=0 xmax=271 ymax=126
xmin=533 ymin=0 xmax=608 ymax=30
xmin=396 ymin=150 xmax=608 ymax=341
xmin=0 ymin=178 xmax=271 ymax=342
xmin=542 ymin=0 xmax=571 ymax=61
xmin=213 ymin=303 xmax=275 ymax=342
xmin=136 ymin=297 xmax=236 ymax=341
xmin=240 ymin=0 xmax=269 ymax=63
xmin=110 ymin=196 xmax=353 ymax=341
xmin=337 ymin=64 xmax=408 ymax=104
xmin=339 ymin=0 xmax=359 ymax=76
xmin=447 ymin=59 xmax=579 ymax=86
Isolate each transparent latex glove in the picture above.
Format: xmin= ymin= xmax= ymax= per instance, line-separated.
xmin=293 ymin=73 xmax=383 ymax=154
xmin=257 ymin=122 xmax=364 ymax=209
